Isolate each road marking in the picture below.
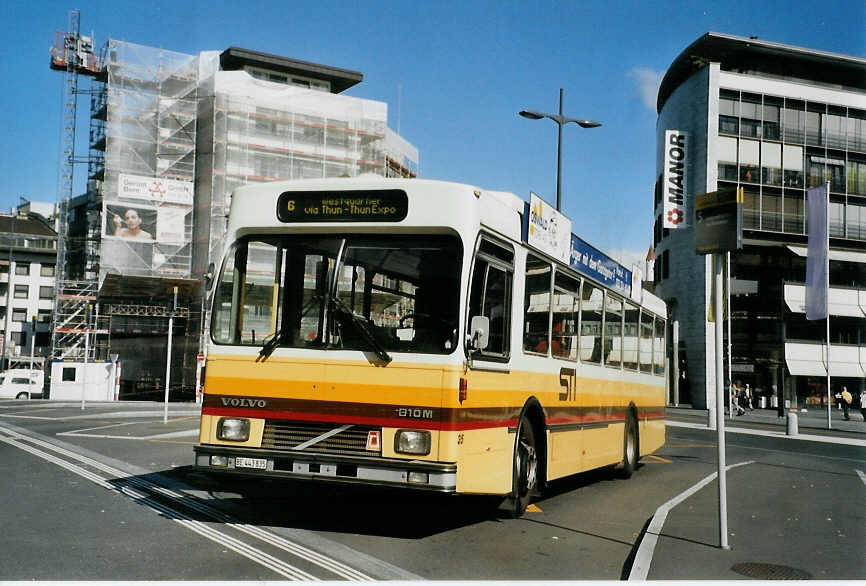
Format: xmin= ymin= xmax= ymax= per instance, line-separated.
xmin=0 ymin=422 xmax=419 ymax=581
xmin=857 ymin=469 xmax=866 ymax=487
xmin=666 ymin=419 xmax=866 ymax=447
xmin=58 ymin=428 xmax=200 ymax=440
xmin=628 ymin=460 xmax=755 ymax=581
xmin=643 ymin=455 xmax=672 ymax=463
xmin=526 ymin=504 xmax=543 ymax=513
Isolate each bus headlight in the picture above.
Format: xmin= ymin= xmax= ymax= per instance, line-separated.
xmin=394 ymin=430 xmax=431 ymax=455
xmin=217 ymin=418 xmax=250 ymax=442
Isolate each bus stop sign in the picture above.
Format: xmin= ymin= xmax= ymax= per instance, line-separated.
xmin=695 ymin=187 xmax=743 ymax=255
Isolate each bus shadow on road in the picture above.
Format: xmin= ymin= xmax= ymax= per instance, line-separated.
xmin=127 ymin=466 xmax=504 ymax=539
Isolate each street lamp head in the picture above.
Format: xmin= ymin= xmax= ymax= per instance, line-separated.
xmin=519 ymin=110 xmax=545 ymax=120
xmin=576 ymin=120 xmax=602 ymax=129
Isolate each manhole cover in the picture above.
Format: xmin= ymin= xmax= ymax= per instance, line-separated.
xmin=731 ymin=562 xmax=812 ymax=580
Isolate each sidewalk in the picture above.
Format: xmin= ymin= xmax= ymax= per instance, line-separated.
xmin=637 ymin=403 xmax=866 ymax=580
xmin=667 ymin=403 xmax=866 ymax=435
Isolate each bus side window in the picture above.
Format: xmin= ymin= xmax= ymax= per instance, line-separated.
xmin=579 ymin=281 xmax=603 ymax=364
xmin=523 ymin=255 xmax=552 ymax=355
xmin=468 ymin=237 xmax=513 ymax=359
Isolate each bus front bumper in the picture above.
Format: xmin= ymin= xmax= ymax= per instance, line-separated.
xmin=193 ymin=444 xmax=457 ymax=493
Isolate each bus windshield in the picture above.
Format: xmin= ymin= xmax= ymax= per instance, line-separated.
xmin=212 ymin=234 xmax=463 ymax=355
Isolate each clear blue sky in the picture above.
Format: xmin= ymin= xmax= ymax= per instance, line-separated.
xmin=2 ymin=0 xmax=864 ymax=268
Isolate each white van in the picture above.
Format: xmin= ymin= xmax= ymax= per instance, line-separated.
xmin=0 ymin=369 xmax=44 ymax=400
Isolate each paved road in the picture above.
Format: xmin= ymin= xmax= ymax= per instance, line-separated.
xmin=0 ymin=400 xmax=863 ymax=580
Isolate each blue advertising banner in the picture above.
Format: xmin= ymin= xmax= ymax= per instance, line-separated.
xmin=521 ymin=200 xmax=633 ymax=296
xmin=569 ymin=235 xmax=632 ymax=296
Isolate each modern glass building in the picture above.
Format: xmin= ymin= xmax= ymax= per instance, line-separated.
xmin=653 ymin=32 xmax=866 ymax=411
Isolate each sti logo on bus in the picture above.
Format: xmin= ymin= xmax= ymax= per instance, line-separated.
xmin=276 ymin=190 xmax=408 ymax=223
xmin=663 ymin=130 xmax=688 ymax=229
xmin=221 ymin=397 xmax=267 ymax=408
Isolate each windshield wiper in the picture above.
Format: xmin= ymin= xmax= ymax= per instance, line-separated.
xmin=330 ymin=294 xmax=392 ymax=364
xmin=257 ymin=329 xmax=284 ymax=362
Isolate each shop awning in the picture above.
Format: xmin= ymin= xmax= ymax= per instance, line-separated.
xmin=787 ymin=245 xmax=866 ymax=264
xmin=783 ymin=284 xmax=865 ymax=317
xmin=784 ymin=342 xmax=864 ymax=377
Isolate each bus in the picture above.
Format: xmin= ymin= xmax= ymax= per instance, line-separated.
xmin=194 ymin=178 xmax=667 ymax=517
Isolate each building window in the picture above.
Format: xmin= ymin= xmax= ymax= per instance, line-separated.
xmin=783 ymin=100 xmax=805 ymax=144
xmin=62 ymin=367 xmax=76 ymax=382
xmin=806 ymin=105 xmax=824 ymax=146
xmin=845 ymin=201 xmax=866 ymax=240
xmin=783 ymin=190 xmax=805 ymax=234
xmin=15 ymin=263 xmax=29 ymax=276
xmin=40 ymin=264 xmax=55 ymax=277
xmin=719 ymin=92 xmax=739 ymax=136
xmin=718 ymin=136 xmax=738 ymax=181
xmin=743 ymin=189 xmax=760 ymax=229
xmin=39 ymin=286 xmax=53 ymax=299
xmin=11 ymin=331 xmax=26 ymax=346
xmin=826 ymin=108 xmax=846 ymax=150
xmin=829 ymin=200 xmax=844 ymax=238
xmin=38 ymin=309 xmax=51 ymax=323
xmin=763 ymin=98 xmax=782 ymax=141
xmin=13 ymin=284 xmax=28 ymax=299
xmin=739 ymin=140 xmax=759 ymax=183
xmin=12 ymin=309 xmax=26 ymax=322
xmin=761 ymin=188 xmax=782 ymax=232
xmin=783 ymin=145 xmax=804 ymax=188
xmin=848 ymin=110 xmax=866 ymax=153
xmin=848 ymin=158 xmax=866 ymax=196
xmin=761 ymin=142 xmax=782 ymax=186
xmin=740 ymin=96 xmax=762 ymax=139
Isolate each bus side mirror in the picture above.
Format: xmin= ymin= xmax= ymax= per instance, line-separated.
xmin=468 ymin=315 xmax=489 ymax=351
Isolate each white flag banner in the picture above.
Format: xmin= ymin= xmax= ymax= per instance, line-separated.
xmin=805 ymin=183 xmax=829 ymax=320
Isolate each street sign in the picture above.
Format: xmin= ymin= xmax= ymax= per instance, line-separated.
xmin=695 ymin=187 xmax=743 ymax=255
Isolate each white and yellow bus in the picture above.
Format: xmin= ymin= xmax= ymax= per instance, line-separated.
xmin=194 ymin=178 xmax=666 ymax=516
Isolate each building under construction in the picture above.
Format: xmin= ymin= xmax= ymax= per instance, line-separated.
xmin=50 ymin=19 xmax=419 ymax=399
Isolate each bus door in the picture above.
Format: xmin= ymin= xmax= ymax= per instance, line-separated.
xmin=459 ymin=235 xmax=515 ymax=494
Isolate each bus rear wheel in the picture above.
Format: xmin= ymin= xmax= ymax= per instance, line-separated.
xmin=619 ymin=414 xmax=638 ymax=478
xmin=506 ymin=415 xmax=538 ymax=518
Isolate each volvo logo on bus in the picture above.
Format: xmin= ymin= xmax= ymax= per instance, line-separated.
xmin=395 ymin=407 xmax=434 ymax=419
xmin=221 ymin=397 xmax=267 ymax=408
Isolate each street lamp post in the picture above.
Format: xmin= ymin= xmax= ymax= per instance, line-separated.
xmin=519 ymin=88 xmax=601 ymax=211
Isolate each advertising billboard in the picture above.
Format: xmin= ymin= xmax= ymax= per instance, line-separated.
xmin=101 ymin=173 xmax=194 ymax=278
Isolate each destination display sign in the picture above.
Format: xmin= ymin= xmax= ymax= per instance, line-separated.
xmin=276 ymin=190 xmax=408 ymax=223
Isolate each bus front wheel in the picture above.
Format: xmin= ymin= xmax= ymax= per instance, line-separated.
xmin=505 ymin=415 xmax=538 ymax=518
xmin=619 ymin=414 xmax=638 ymax=478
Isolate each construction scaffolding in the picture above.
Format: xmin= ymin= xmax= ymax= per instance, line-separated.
xmin=193 ymin=70 xmax=418 ymax=276
xmin=92 ymin=40 xmax=198 ymax=282
xmin=49 ymin=26 xmax=421 ymax=396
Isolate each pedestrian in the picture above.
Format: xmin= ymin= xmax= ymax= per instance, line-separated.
xmin=745 ymin=384 xmax=754 ymax=410
xmin=860 ymin=389 xmax=866 ymax=423
xmin=735 ymin=385 xmax=745 ymax=416
xmin=840 ymin=386 xmax=852 ymax=421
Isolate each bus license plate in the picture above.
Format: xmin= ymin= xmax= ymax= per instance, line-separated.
xmin=235 ymin=457 xmax=267 ymax=470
